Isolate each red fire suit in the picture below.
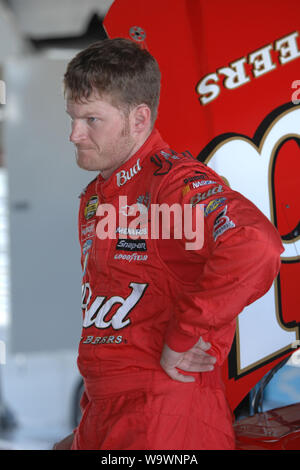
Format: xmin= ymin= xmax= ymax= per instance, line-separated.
xmin=72 ymin=129 xmax=283 ymax=450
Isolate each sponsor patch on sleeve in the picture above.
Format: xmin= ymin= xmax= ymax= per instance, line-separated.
xmin=213 ymin=205 xmax=235 ymax=241
xmin=204 ymin=197 xmax=227 ymax=217
xmin=190 ymin=184 xmax=223 ymax=206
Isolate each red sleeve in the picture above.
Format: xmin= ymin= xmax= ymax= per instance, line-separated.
xmin=157 ymin=163 xmax=284 ymax=363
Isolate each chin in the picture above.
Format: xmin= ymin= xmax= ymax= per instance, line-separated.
xmin=77 ymin=160 xmax=99 ymax=171
xmin=76 ymin=153 xmax=99 ymax=171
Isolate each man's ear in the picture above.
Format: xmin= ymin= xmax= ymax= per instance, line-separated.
xmin=131 ymin=104 xmax=152 ymax=135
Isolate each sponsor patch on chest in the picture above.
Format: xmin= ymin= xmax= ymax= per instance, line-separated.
xmin=116 ymin=238 xmax=147 ymax=251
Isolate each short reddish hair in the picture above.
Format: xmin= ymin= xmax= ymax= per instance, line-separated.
xmin=64 ymin=38 xmax=161 ymax=126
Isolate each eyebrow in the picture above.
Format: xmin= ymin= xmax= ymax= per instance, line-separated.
xmin=65 ymin=110 xmax=101 ymax=118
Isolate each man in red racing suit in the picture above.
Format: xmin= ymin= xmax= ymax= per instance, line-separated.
xmin=55 ymin=38 xmax=283 ymax=450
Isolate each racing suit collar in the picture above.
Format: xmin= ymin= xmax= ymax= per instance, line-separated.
xmin=96 ymin=128 xmax=169 ymax=200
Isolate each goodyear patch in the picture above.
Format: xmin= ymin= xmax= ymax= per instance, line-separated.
xmin=204 ymin=197 xmax=227 ymax=217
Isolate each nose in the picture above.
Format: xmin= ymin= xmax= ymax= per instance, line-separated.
xmin=69 ymin=120 xmax=87 ymax=144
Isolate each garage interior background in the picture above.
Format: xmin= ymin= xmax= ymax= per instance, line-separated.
xmin=0 ymin=0 xmax=299 ymax=450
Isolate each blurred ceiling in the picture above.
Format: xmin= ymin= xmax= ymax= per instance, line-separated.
xmin=4 ymin=0 xmax=114 ymax=38
xmin=0 ymin=0 xmax=114 ymax=51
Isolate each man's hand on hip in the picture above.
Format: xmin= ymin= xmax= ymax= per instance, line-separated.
xmin=160 ymin=337 xmax=216 ymax=383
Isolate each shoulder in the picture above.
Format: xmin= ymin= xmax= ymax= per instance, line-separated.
xmin=153 ymin=149 xmax=228 ymax=203
xmin=148 ymin=148 xmax=225 ymax=185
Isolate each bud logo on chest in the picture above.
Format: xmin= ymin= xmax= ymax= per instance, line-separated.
xmin=82 ymin=282 xmax=148 ymax=330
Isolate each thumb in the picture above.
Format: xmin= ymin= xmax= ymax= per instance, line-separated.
xmin=196 ymin=337 xmax=211 ymax=352
xmin=163 ymin=366 xmax=196 ymax=383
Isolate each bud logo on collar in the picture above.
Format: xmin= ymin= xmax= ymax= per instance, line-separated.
xmin=116 ymin=159 xmax=141 ymax=187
